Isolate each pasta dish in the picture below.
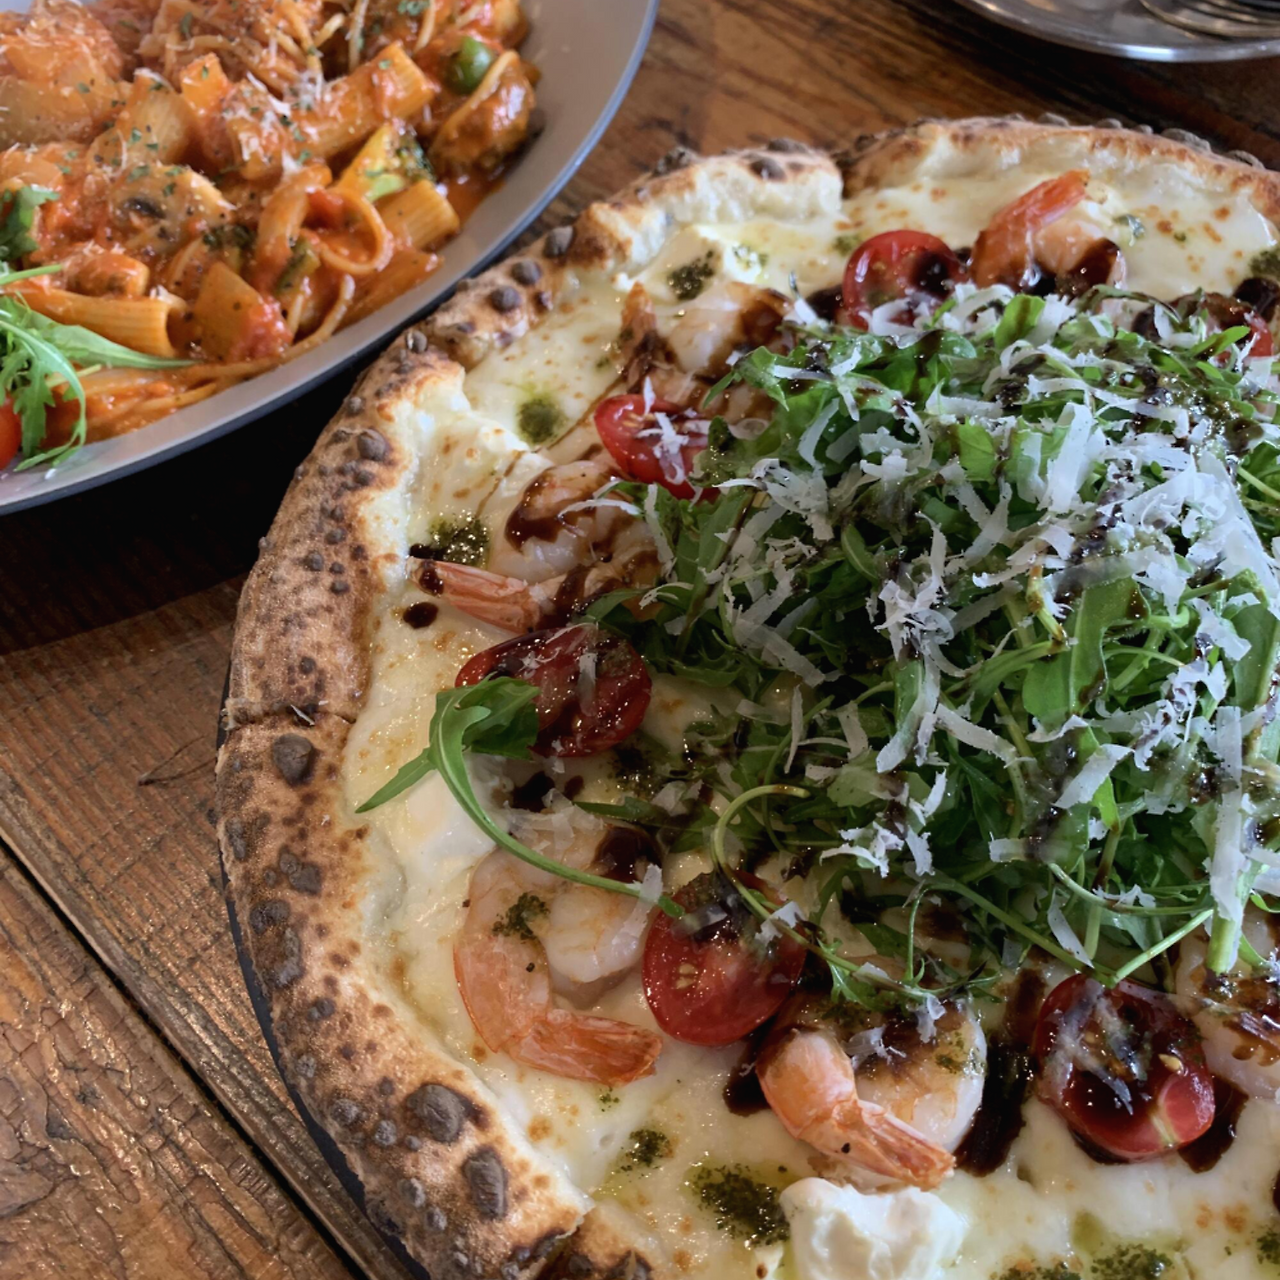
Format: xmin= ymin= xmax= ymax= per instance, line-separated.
xmin=0 ymin=0 xmax=536 ymax=468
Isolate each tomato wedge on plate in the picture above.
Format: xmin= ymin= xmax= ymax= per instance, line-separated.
xmin=1033 ymin=974 xmax=1215 ymax=1161
xmin=841 ymin=230 xmax=967 ymax=330
xmin=0 ymin=400 xmax=22 ymax=469
xmin=455 ymin=623 xmax=651 ymax=757
xmin=595 ymin=394 xmax=709 ymax=499
xmin=643 ymin=871 xmax=806 ymax=1046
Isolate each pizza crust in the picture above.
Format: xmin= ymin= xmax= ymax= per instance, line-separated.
xmin=217 ymin=118 xmax=1280 ymax=1280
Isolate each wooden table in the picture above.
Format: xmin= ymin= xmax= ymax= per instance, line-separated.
xmin=3 ymin=2 xmax=1279 ymax=1274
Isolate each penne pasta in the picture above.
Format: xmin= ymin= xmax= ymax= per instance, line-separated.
xmin=305 ymin=44 xmax=434 ymax=163
xmin=379 ymin=180 xmax=460 ymax=250
xmin=14 ymin=285 xmax=179 ymax=359
xmin=191 ymin=262 xmax=290 ymax=363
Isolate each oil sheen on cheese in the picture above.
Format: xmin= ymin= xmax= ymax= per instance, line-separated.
xmin=342 ymin=162 xmax=1280 ymax=1280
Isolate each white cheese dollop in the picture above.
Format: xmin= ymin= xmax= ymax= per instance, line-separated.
xmin=782 ymin=1179 xmax=965 ymax=1280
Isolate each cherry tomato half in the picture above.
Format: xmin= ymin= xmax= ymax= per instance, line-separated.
xmin=0 ymin=400 xmax=21 ymax=469
xmin=455 ymin=623 xmax=651 ymax=757
xmin=841 ymin=230 xmax=968 ymax=330
xmin=594 ymin=394 xmax=709 ymax=499
xmin=1201 ymin=292 xmax=1274 ymax=358
xmin=1033 ymin=974 xmax=1215 ymax=1161
xmin=1138 ymin=292 xmax=1274 ymax=359
xmin=643 ymin=871 xmax=807 ymax=1046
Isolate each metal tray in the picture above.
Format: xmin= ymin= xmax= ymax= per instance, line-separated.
xmin=0 ymin=0 xmax=658 ymax=513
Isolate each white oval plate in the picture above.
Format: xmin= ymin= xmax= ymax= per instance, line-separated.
xmin=0 ymin=0 xmax=658 ymax=513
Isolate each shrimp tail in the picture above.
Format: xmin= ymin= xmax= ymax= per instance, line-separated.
xmin=758 ymin=1026 xmax=955 ymax=1191
xmin=420 ymin=559 xmax=551 ymax=631
xmin=515 ymin=1009 xmax=662 ymax=1085
xmin=821 ymin=1098 xmax=956 ymax=1190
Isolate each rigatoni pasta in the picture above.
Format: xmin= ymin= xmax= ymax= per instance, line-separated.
xmin=0 ymin=0 xmax=539 ymax=458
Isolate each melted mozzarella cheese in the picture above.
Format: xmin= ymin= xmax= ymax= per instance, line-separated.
xmin=342 ymin=156 xmax=1280 ymax=1279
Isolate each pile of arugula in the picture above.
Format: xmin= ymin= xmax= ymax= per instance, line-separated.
xmin=0 ymin=186 xmax=189 ymax=469
xmin=368 ymin=279 xmax=1280 ymax=1010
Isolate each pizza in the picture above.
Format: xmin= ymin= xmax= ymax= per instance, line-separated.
xmin=216 ymin=117 xmax=1280 ymax=1280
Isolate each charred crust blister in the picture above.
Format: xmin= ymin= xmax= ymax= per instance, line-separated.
xmin=652 ymin=145 xmax=695 ymax=176
xmin=462 ymin=1147 xmax=508 ymax=1220
xmin=249 ymin=899 xmax=289 ymax=933
xmin=488 ymin=285 xmax=522 ymax=313
xmin=271 ymin=733 xmax=316 ymax=785
xmin=357 ymin=428 xmax=390 ymax=462
xmin=330 ymin=1097 xmax=363 ymax=1128
xmin=747 ymin=153 xmax=784 ymax=180
xmin=542 ymin=225 xmax=573 ymax=259
xmin=510 ymin=259 xmax=541 ymax=286
xmin=406 ymin=1081 xmax=477 ymax=1144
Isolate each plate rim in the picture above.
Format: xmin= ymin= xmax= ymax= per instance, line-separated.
xmin=952 ymin=0 xmax=1280 ymax=60
xmin=0 ymin=0 xmax=660 ymax=515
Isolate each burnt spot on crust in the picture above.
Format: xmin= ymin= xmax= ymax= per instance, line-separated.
xmin=462 ymin=1147 xmax=508 ymax=1219
xmin=405 ymin=328 xmax=427 ymax=353
xmin=307 ymin=996 xmax=335 ymax=1021
xmin=747 ymin=153 xmax=784 ymax=180
xmin=273 ymin=928 xmax=304 ymax=988
xmin=399 ymin=1176 xmax=427 ymax=1208
xmin=406 ymin=1082 xmax=478 ymax=1144
xmin=652 ymin=145 xmax=695 ymax=175
xmin=302 ymin=551 xmax=324 ymax=571
xmin=766 ymin=136 xmax=809 ymax=153
xmin=508 ymin=1231 xmax=566 ymax=1272
xmin=489 ymin=285 xmax=521 ymax=313
xmin=542 ymin=225 xmax=573 ymax=259
xmin=357 ymin=428 xmax=390 ymax=462
xmin=271 ymin=733 xmax=316 ymax=785
xmin=278 ymin=847 xmax=322 ymax=894
xmin=223 ymin=811 xmax=268 ymax=861
xmin=249 ymin=899 xmax=289 ymax=933
xmin=345 ymin=394 xmax=366 ymax=416
xmin=330 ymin=1097 xmax=363 ymax=1127
xmin=510 ymin=259 xmax=541 ymax=285
xmin=372 ymin=1119 xmax=398 ymax=1146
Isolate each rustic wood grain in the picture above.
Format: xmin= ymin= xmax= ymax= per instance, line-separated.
xmin=0 ymin=849 xmax=354 ymax=1279
xmin=0 ymin=1 xmax=1277 ymax=1275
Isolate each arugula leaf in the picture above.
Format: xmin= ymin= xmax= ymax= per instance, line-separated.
xmin=0 ymin=298 xmax=190 ymax=466
xmin=1023 ymin=579 xmax=1137 ymax=730
xmin=0 ymin=187 xmax=57 ymax=262
xmin=358 ymin=679 xmax=684 ymax=917
xmin=357 ymin=678 xmax=539 ymax=811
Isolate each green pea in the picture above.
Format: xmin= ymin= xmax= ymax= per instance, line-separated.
xmin=448 ymin=37 xmax=495 ymax=95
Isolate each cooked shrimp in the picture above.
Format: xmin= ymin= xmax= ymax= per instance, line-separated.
xmin=666 ymin=282 xmax=788 ymax=377
xmin=426 ymin=458 xmax=659 ymax=631
xmin=453 ymin=810 xmax=663 ymax=1084
xmin=617 ymin=283 xmax=700 ymax=403
xmin=1176 ymin=914 xmax=1280 ymax=1099
xmin=422 ymin=525 xmax=658 ymax=633
xmin=971 ymin=171 xmax=1125 ymax=292
xmin=489 ymin=457 xmax=626 ymax=582
xmin=757 ymin=998 xmax=985 ymax=1189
